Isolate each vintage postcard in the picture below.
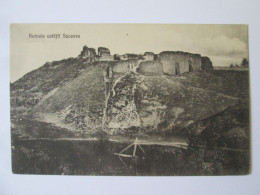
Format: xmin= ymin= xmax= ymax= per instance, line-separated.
xmin=10 ymin=24 xmax=250 ymax=175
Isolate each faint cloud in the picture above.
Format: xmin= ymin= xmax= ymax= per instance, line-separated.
xmin=199 ymin=35 xmax=248 ymax=57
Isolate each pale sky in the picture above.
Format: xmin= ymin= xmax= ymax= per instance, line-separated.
xmin=10 ymin=24 xmax=248 ymax=82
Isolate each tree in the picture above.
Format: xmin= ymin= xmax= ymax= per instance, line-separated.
xmin=241 ymin=58 xmax=249 ymax=68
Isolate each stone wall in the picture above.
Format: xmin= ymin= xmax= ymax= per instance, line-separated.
xmin=118 ymin=55 xmax=128 ymax=61
xmin=159 ymin=51 xmax=201 ymax=75
xmin=77 ymin=46 xmax=208 ymax=76
xmin=190 ymin=54 xmax=201 ymax=71
xmin=98 ymin=56 xmax=114 ymax=61
xmin=123 ymin=54 xmax=139 ymax=60
xmin=137 ymin=60 xmax=164 ymax=76
xmin=112 ymin=60 xmax=139 ymax=73
xmin=98 ymin=47 xmax=110 ymax=57
xmin=201 ymin=57 xmax=213 ymax=70
xmin=114 ymin=54 xmax=121 ymax=61
xmin=78 ymin=46 xmax=96 ymax=58
xmin=143 ymin=52 xmax=154 ymax=61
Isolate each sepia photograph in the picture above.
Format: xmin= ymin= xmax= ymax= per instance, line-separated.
xmin=10 ymin=24 xmax=250 ymax=176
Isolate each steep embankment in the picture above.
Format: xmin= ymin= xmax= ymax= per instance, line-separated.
xmin=11 ymin=58 xmax=116 ymax=134
xmin=10 ymin=57 xmax=93 ymax=118
xmin=103 ymin=72 xmax=237 ymax=135
xmin=31 ymin=62 xmax=116 ymax=133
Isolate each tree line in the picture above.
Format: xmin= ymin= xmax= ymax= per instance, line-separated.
xmin=230 ymin=58 xmax=249 ymax=68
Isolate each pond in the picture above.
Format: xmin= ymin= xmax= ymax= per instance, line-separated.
xmin=11 ymin=138 xmax=249 ymax=176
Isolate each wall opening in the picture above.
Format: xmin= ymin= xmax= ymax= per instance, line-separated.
xmin=175 ymin=62 xmax=180 ymax=75
xmin=109 ymin=66 xmax=113 ymax=78
xmin=106 ymin=66 xmax=110 ymax=77
xmin=189 ymin=60 xmax=193 ymax=72
xmin=106 ymin=66 xmax=113 ymax=78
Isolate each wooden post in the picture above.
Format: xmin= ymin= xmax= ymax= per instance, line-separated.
xmin=133 ymin=138 xmax=138 ymax=157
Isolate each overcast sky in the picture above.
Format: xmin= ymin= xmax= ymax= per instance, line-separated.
xmin=10 ymin=24 xmax=248 ymax=82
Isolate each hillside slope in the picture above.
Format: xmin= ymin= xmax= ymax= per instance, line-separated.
xmin=11 ymin=58 xmax=248 ymax=138
xmin=181 ymin=103 xmax=249 ymax=149
xmin=104 ymin=72 xmax=237 ymax=135
xmin=10 ymin=57 xmax=94 ymax=118
xmin=31 ymin=63 xmax=107 ymax=133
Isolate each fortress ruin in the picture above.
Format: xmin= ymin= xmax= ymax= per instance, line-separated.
xmin=78 ymin=45 xmax=212 ymax=78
